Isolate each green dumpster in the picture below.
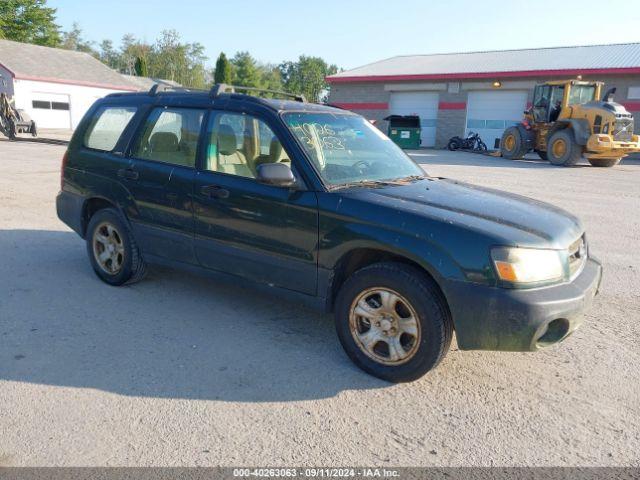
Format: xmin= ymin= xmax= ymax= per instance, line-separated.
xmin=384 ymin=115 xmax=421 ymax=149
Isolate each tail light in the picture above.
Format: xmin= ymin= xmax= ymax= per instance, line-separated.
xmin=60 ymin=150 xmax=69 ymax=190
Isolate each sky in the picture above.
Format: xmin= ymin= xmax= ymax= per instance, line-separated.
xmin=48 ymin=0 xmax=640 ymax=71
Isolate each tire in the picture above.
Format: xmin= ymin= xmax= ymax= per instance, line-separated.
xmin=447 ymin=139 xmax=459 ymax=151
xmin=334 ymin=262 xmax=453 ymax=383
xmin=477 ymin=141 xmax=487 ymax=151
xmin=588 ymin=157 xmax=621 ymax=167
xmin=536 ymin=150 xmax=548 ymax=161
xmin=85 ymin=208 xmax=146 ymax=286
xmin=547 ymin=129 xmax=582 ymax=166
xmin=500 ymin=126 xmax=527 ymax=159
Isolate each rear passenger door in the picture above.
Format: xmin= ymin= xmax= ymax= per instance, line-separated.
xmin=123 ymin=106 xmax=206 ymax=264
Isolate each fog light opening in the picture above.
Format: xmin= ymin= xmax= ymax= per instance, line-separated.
xmin=536 ymin=318 xmax=570 ymax=348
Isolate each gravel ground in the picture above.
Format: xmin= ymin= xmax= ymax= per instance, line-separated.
xmin=0 ymin=138 xmax=638 ymax=467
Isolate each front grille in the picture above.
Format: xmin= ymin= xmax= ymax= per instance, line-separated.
xmin=568 ymin=236 xmax=587 ymax=278
xmin=613 ymin=116 xmax=634 ymax=141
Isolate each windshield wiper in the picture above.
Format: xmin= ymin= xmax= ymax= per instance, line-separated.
xmin=328 ymin=175 xmax=427 ymax=191
xmin=394 ymin=174 xmax=427 ymax=182
xmin=328 ymin=179 xmax=395 ymax=191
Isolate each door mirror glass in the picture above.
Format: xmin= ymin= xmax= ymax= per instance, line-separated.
xmin=256 ymin=162 xmax=296 ymax=187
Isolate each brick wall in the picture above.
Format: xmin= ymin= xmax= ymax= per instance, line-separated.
xmin=327 ymin=73 xmax=640 ymax=148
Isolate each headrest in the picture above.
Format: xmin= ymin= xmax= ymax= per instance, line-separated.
xmin=218 ymin=124 xmax=238 ymax=155
xmin=269 ymin=136 xmax=283 ymax=162
xmin=149 ymin=132 xmax=179 ymax=152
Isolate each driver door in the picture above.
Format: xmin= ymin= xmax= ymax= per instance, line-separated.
xmin=192 ymin=110 xmax=319 ymax=295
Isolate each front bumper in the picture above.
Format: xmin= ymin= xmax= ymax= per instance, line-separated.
xmin=444 ymin=257 xmax=602 ymax=351
xmin=585 ymin=134 xmax=640 ymax=158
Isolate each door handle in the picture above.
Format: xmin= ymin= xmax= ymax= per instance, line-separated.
xmin=117 ymin=168 xmax=139 ymax=180
xmin=200 ymin=185 xmax=229 ymax=199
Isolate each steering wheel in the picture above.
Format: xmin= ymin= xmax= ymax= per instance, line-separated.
xmin=353 ymin=160 xmax=370 ymax=173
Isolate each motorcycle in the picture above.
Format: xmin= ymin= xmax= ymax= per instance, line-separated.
xmin=447 ymin=131 xmax=487 ymax=151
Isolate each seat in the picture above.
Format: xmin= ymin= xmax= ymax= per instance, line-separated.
xmin=148 ymin=131 xmax=188 ymax=165
xmin=254 ymin=136 xmax=289 ymax=169
xmin=215 ymin=124 xmax=253 ymax=178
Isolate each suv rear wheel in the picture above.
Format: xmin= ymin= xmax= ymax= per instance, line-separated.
xmin=86 ymin=208 xmax=146 ymax=286
xmin=500 ymin=126 xmax=527 ymax=159
xmin=334 ymin=262 xmax=452 ymax=382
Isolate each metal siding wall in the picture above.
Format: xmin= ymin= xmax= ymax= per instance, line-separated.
xmin=327 ymin=73 xmax=640 ymax=145
xmin=12 ymin=79 xmax=131 ymax=130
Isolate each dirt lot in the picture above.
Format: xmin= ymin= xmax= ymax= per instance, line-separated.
xmin=1 ymin=138 xmax=638 ymax=467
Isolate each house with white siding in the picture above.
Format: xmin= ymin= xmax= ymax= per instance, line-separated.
xmin=0 ymin=39 xmax=140 ymax=130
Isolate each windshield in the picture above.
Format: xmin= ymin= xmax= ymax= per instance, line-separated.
xmin=568 ymin=85 xmax=596 ymax=105
xmin=283 ymin=112 xmax=424 ymax=187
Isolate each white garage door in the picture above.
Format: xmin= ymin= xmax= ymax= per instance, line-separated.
xmin=28 ymin=92 xmax=72 ymax=129
xmin=465 ymin=90 xmax=528 ymax=149
xmin=389 ymin=91 xmax=439 ymax=147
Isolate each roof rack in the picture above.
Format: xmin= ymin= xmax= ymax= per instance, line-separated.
xmin=147 ymin=83 xmax=205 ymax=96
xmin=210 ymin=83 xmax=307 ymax=103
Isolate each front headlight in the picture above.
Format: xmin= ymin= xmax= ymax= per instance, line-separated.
xmin=491 ymin=247 xmax=564 ymax=286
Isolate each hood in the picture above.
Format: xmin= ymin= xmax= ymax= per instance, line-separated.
xmin=343 ymin=178 xmax=583 ymax=249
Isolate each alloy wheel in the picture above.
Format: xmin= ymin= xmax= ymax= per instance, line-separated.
xmin=92 ymin=221 xmax=125 ymax=275
xmin=349 ymin=288 xmax=421 ymax=365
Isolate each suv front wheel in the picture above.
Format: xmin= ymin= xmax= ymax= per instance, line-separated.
xmin=86 ymin=208 xmax=146 ymax=286
xmin=334 ymin=262 xmax=453 ymax=382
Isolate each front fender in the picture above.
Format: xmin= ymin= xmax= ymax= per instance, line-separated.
xmin=554 ymin=119 xmax=591 ymax=145
xmin=320 ymin=220 xmax=468 ymax=286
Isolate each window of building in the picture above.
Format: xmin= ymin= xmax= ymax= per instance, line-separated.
xmin=32 ymin=100 xmax=71 ymax=110
xmin=132 ymin=108 xmax=205 ymax=168
xmin=32 ymin=100 xmax=51 ymax=109
xmin=84 ymin=106 xmax=137 ymax=152
xmin=485 ymin=120 xmax=505 ymax=130
xmin=628 ymin=86 xmax=640 ymax=99
xmin=205 ymin=112 xmax=289 ymax=179
xmin=466 ymin=119 xmax=485 ymax=129
xmin=52 ymin=102 xmax=70 ymax=111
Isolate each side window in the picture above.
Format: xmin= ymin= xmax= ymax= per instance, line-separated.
xmin=132 ymin=107 xmax=205 ymax=167
xmin=84 ymin=106 xmax=137 ymax=151
xmin=205 ymin=112 xmax=290 ymax=179
xmin=532 ymin=85 xmax=551 ymax=123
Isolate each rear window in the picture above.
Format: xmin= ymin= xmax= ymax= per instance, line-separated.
xmin=84 ymin=106 xmax=137 ymax=152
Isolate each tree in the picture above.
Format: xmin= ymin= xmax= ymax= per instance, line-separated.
xmin=214 ymin=52 xmax=232 ymax=84
xmin=259 ymin=64 xmax=283 ymax=93
xmin=98 ymin=39 xmax=120 ymax=70
xmin=279 ymin=56 xmax=338 ymax=103
xmin=120 ymin=33 xmax=151 ymax=76
xmin=0 ymin=0 xmax=61 ymax=46
xmin=147 ymin=30 xmax=207 ymax=88
xmin=60 ymin=22 xmax=97 ymax=55
xmin=134 ymin=56 xmax=148 ymax=77
xmin=231 ymin=51 xmax=262 ymax=88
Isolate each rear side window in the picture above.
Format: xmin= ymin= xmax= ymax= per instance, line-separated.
xmin=132 ymin=108 xmax=205 ymax=168
xmin=84 ymin=106 xmax=137 ymax=152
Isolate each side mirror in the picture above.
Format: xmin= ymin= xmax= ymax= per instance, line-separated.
xmin=256 ymin=162 xmax=296 ymax=187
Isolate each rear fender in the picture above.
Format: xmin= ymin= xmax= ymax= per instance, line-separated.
xmin=78 ymin=170 xmax=139 ymax=235
xmin=515 ymin=124 xmax=535 ymax=150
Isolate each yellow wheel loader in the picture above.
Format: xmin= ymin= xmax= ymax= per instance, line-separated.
xmin=500 ymin=80 xmax=640 ymax=167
